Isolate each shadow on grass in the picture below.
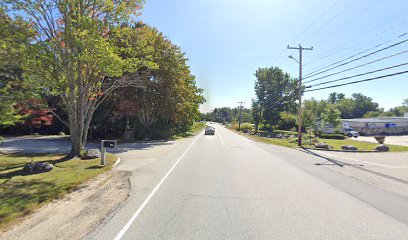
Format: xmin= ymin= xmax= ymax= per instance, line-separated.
xmin=0 ymin=154 xmax=70 ymax=173
xmin=0 ymin=179 xmax=60 ymax=226
xmin=86 ymin=165 xmax=105 ymax=170
xmin=0 ymin=155 xmax=76 ymax=184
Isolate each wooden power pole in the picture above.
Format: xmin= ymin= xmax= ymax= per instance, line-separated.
xmin=287 ymin=44 xmax=313 ymax=146
xmin=237 ymin=101 xmax=244 ymax=131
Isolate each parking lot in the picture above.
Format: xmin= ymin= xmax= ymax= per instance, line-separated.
xmin=350 ymin=135 xmax=408 ymax=146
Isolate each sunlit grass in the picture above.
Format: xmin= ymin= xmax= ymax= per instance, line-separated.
xmin=228 ymin=127 xmax=408 ymax=152
xmin=171 ymin=122 xmax=206 ymax=139
xmin=0 ymin=153 xmax=117 ymax=230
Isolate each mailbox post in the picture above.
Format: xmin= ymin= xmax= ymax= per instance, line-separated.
xmin=101 ymin=140 xmax=117 ymax=166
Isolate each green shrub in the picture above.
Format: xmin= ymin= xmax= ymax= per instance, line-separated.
xmin=320 ymin=134 xmax=346 ymax=140
xmin=273 ymin=130 xmax=298 ymax=136
xmin=234 ymin=122 xmax=253 ymax=131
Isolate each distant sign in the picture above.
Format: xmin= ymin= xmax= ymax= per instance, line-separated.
xmin=385 ymin=122 xmax=397 ymax=128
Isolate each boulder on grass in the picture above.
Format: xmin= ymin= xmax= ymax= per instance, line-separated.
xmin=341 ymin=145 xmax=358 ymax=151
xmin=22 ymin=162 xmax=53 ymax=175
xmin=374 ymin=136 xmax=386 ymax=144
xmin=315 ymin=142 xmax=333 ymax=150
xmin=81 ymin=149 xmax=101 ymax=160
xmin=375 ymin=144 xmax=389 ymax=152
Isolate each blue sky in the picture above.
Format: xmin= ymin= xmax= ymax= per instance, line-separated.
xmin=141 ymin=0 xmax=408 ymax=112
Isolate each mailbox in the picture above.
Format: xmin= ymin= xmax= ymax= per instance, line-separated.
xmin=103 ymin=140 xmax=117 ymax=148
xmin=100 ymin=140 xmax=118 ymax=166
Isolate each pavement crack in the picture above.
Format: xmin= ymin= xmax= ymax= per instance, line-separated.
xmin=161 ymin=198 xmax=188 ymax=240
xmin=224 ymin=200 xmax=231 ymax=219
xmin=181 ymin=192 xmax=261 ymax=201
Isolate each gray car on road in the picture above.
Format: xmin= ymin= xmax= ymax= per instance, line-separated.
xmin=205 ymin=126 xmax=215 ymax=135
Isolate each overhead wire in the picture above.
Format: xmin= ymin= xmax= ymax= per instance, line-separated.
xmin=306 ymin=62 xmax=408 ymax=88
xmin=312 ymin=0 xmax=381 ymax=46
xmin=304 ymin=48 xmax=408 ymax=83
xmin=303 ymin=35 xmax=408 ymax=80
xmin=304 ymin=8 xmax=408 ymax=67
xmin=300 ymin=0 xmax=358 ymax=44
xmin=271 ymin=0 xmax=343 ymax=69
xmin=304 ymin=70 xmax=408 ymax=92
xmin=289 ymin=0 xmax=342 ymax=46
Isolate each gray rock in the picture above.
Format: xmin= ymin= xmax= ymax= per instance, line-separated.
xmin=276 ymin=133 xmax=283 ymax=139
xmin=315 ymin=142 xmax=333 ymax=149
xmin=375 ymin=144 xmax=389 ymax=152
xmin=22 ymin=162 xmax=53 ymax=175
xmin=341 ymin=145 xmax=358 ymax=151
xmin=81 ymin=148 xmax=101 ymax=159
xmin=57 ymin=132 xmax=65 ymax=136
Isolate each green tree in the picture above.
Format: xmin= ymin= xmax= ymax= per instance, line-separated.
xmin=108 ymin=25 xmax=204 ymax=138
xmin=8 ymin=0 xmax=147 ymax=157
xmin=254 ymin=67 xmax=297 ymax=128
xmin=0 ymin=7 xmax=35 ymax=125
xmin=301 ymin=98 xmax=320 ymax=129
xmin=336 ymin=98 xmax=355 ymax=119
xmin=321 ymin=104 xmax=342 ymax=128
xmin=251 ymin=100 xmax=261 ymax=133
xmin=350 ymin=93 xmax=379 ymax=118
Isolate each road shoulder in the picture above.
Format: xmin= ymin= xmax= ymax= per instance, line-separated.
xmin=0 ymin=170 xmax=131 ymax=240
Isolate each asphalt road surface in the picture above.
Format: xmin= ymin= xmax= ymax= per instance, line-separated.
xmin=89 ymin=124 xmax=408 ymax=240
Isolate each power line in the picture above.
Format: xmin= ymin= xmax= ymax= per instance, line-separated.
xmin=289 ymin=0 xmax=341 ymax=46
xmin=304 ymin=70 xmax=408 ymax=92
xmin=301 ymin=0 xmax=358 ymax=44
xmin=305 ymin=8 xmax=408 ymax=66
xmin=312 ymin=0 xmax=381 ymax=46
xmin=306 ymin=62 xmax=408 ymax=88
xmin=305 ymin=32 xmax=407 ymax=76
xmin=303 ymin=36 xmax=408 ymax=79
xmin=304 ymin=48 xmax=408 ymax=83
xmin=272 ymin=0 xmax=345 ymax=68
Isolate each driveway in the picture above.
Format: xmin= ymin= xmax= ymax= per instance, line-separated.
xmin=350 ymin=135 xmax=408 ymax=146
xmin=0 ymin=135 xmax=176 ymax=155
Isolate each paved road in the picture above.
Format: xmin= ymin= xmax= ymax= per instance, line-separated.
xmin=88 ymin=124 xmax=408 ymax=240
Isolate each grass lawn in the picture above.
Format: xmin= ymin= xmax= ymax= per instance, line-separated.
xmin=0 ymin=153 xmax=117 ymax=230
xmin=320 ymin=138 xmax=408 ymax=152
xmin=171 ymin=122 xmax=207 ymax=139
xmin=228 ymin=127 xmax=408 ymax=152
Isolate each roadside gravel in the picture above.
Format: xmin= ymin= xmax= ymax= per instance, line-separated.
xmin=0 ymin=170 xmax=131 ymax=240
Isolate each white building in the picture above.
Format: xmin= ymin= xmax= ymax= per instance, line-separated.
xmin=342 ymin=117 xmax=408 ymax=135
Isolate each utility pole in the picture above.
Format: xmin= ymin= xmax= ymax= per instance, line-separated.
xmin=287 ymin=44 xmax=313 ymax=147
xmin=237 ymin=101 xmax=244 ymax=131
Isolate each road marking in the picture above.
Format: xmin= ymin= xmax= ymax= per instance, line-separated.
xmin=217 ymin=131 xmax=227 ymax=146
xmin=112 ymin=157 xmax=121 ymax=168
xmin=113 ymin=133 xmax=202 ymax=240
xmin=315 ymin=151 xmax=408 ymax=169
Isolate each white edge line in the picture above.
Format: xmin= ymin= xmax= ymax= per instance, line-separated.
xmin=113 ymin=133 xmax=202 ymax=240
xmin=217 ymin=130 xmax=227 ymax=146
xmin=112 ymin=157 xmax=121 ymax=168
xmin=316 ymin=151 xmax=408 ymax=169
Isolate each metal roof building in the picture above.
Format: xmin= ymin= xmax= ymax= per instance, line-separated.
xmin=342 ymin=116 xmax=408 ymax=135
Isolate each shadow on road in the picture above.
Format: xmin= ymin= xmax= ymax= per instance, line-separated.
xmin=297 ymin=148 xmax=364 ymax=168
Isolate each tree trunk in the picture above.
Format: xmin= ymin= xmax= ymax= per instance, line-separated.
xmin=70 ymin=133 xmax=82 ymax=158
